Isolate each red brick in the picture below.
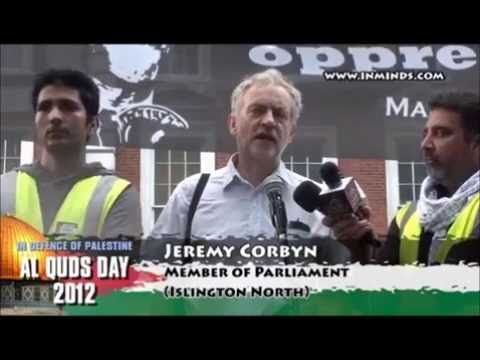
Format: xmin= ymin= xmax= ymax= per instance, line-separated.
xmin=338 ymin=158 xmax=388 ymax=237
xmin=115 ymin=147 xmax=140 ymax=192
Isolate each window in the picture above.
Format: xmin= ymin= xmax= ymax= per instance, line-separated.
xmin=385 ymin=159 xmax=428 ymax=224
xmin=384 ymin=133 xmax=427 ymax=223
xmin=153 ymin=150 xmax=201 ymax=221
xmin=283 ymin=154 xmax=328 ymax=183
xmin=398 ymin=161 xmax=426 ymax=204
xmin=0 ymin=139 xmax=22 ymax=174
xmin=141 ymin=149 xmax=214 ymax=236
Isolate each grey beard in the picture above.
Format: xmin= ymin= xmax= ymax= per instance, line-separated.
xmin=425 ymin=164 xmax=447 ymax=184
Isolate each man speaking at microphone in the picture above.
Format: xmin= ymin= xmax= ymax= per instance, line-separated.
xmin=146 ymin=69 xmax=352 ymax=264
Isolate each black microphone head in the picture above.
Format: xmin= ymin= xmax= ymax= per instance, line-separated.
xmin=264 ymin=175 xmax=283 ymax=196
xmin=320 ymin=162 xmax=342 ymax=189
xmin=293 ymin=181 xmax=322 ymax=213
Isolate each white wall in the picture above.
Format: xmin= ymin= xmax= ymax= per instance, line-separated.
xmin=86 ymin=145 xmax=116 ymax=170
xmin=385 ymin=160 xmax=400 ymax=224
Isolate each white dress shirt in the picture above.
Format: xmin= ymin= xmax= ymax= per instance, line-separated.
xmin=150 ymin=154 xmax=335 ymax=241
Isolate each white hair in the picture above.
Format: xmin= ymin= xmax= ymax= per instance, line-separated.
xmin=230 ymin=68 xmax=303 ymax=122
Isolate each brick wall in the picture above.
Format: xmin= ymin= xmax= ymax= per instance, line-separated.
xmin=338 ymin=158 xmax=388 ymax=236
xmin=115 ymin=147 xmax=140 ymax=192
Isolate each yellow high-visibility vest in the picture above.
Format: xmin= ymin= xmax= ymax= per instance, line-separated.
xmin=1 ymin=171 xmax=130 ymax=237
xmin=396 ymin=193 xmax=479 ymax=264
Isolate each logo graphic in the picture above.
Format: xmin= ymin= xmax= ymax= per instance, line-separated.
xmin=0 ymin=215 xmax=51 ymax=280
xmin=91 ymin=44 xmax=189 ymax=147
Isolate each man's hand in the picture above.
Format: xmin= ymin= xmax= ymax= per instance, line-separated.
xmin=322 ymin=205 xmax=378 ymax=262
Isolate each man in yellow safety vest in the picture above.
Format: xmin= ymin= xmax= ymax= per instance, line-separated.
xmin=324 ymin=91 xmax=479 ymax=265
xmin=1 ymin=68 xmax=142 ymax=239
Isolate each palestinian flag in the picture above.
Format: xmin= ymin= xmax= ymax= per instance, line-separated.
xmin=64 ymin=262 xmax=479 ymax=316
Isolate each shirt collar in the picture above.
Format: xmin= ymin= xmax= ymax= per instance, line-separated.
xmin=221 ymin=153 xmax=295 ymax=190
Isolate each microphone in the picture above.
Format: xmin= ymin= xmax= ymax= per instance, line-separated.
xmin=264 ymin=177 xmax=288 ymax=243
xmin=293 ymin=180 xmax=322 ymax=213
xmin=294 ymin=163 xmax=382 ymax=248
xmin=318 ymin=162 xmax=363 ymax=219
xmin=264 ymin=176 xmax=292 ymax=264
xmin=319 ymin=161 xmax=342 ymax=189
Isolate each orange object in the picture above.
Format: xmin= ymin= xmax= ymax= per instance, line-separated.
xmin=0 ymin=215 xmax=53 ymax=280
